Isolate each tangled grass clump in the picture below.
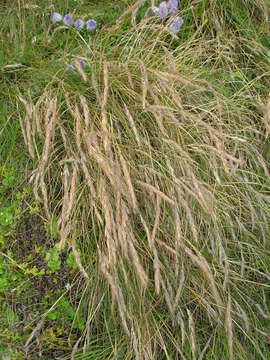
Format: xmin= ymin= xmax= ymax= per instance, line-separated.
xmin=15 ymin=0 xmax=270 ymax=358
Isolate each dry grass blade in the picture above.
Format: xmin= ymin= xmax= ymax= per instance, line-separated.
xmin=234 ymin=300 xmax=249 ymax=332
xmin=100 ymin=257 xmax=130 ymax=336
xmin=161 ymin=241 xmax=222 ymax=310
xmin=198 ymin=336 xmax=212 ymax=360
xmin=79 ymin=94 xmax=90 ymax=128
xmin=178 ymin=311 xmax=186 ymax=349
xmin=172 ymin=269 xmax=185 ymax=313
xmin=125 ymin=63 xmax=134 ymax=90
xmin=58 ymin=163 xmax=78 ymax=249
xmin=118 ymin=150 xmax=138 ymax=211
xmin=140 ymin=60 xmax=148 ymax=110
xmin=36 ymin=98 xmax=57 ymax=218
xmin=225 ymin=295 xmax=233 ymax=360
xmin=150 ymin=69 xmax=206 ymax=91
xmin=150 ymin=195 xmax=161 ymax=248
xmin=254 ymin=148 xmax=270 ymax=180
xmin=131 ymin=328 xmax=140 ymax=360
xmin=48 ymin=26 xmax=69 ymax=43
xmin=91 ymin=71 xmax=101 ymax=105
xmin=131 ymin=7 xmax=139 ymax=28
xmin=173 ymin=204 xmax=182 ymax=278
xmin=72 ymin=231 xmax=89 ymax=280
xmin=106 ymin=0 xmax=147 ymax=31
xmin=177 ymin=192 xmax=199 ymax=243
xmin=75 ymin=60 xmax=87 ymax=82
xmin=161 ymin=278 xmax=174 ymax=314
xmin=102 ymin=61 xmax=110 ymax=153
xmin=137 ymin=180 xmax=175 ymax=205
xmin=148 ymin=89 xmax=168 ymax=137
xmin=18 ymin=96 xmax=35 ymax=159
xmin=187 ymin=309 xmax=196 ymax=360
xmin=162 ymin=45 xmax=178 ymax=73
xmin=123 ymin=102 xmax=141 ymax=146
xmin=117 ymin=199 xmax=129 ymax=257
xmin=18 ymin=114 xmax=28 ymax=153
xmin=255 ymin=303 xmax=270 ymax=319
xmin=129 ymin=239 xmax=148 ymax=287
xmin=153 ymin=247 xmax=160 ymax=294
xmin=84 ymin=136 xmax=120 ymax=191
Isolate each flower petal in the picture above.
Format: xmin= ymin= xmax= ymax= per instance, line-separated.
xmin=74 ymin=19 xmax=84 ymax=29
xmin=66 ymin=65 xmax=75 ymax=73
xmin=64 ymin=14 xmax=74 ymax=26
xmin=86 ymin=19 xmax=97 ymax=31
xmin=51 ymin=12 xmax=62 ymax=23
xmin=158 ymin=1 xmax=168 ymax=17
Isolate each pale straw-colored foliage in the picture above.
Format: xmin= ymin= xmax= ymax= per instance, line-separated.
xmin=18 ymin=1 xmax=270 ymax=357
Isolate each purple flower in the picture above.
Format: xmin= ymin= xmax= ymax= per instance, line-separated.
xmin=114 ymin=5 xmax=120 ymax=12
xmin=64 ymin=13 xmax=74 ymax=26
xmin=79 ymin=59 xmax=86 ymax=68
xmin=174 ymin=16 xmax=184 ymax=26
xmin=66 ymin=65 xmax=75 ymax=73
xmin=51 ymin=12 xmax=62 ymax=24
xmin=74 ymin=19 xmax=84 ymax=29
xmin=168 ymin=5 xmax=178 ymax=14
xmin=146 ymin=6 xmax=160 ymax=17
xmin=152 ymin=7 xmax=160 ymax=16
xmin=114 ymin=13 xmax=118 ymax=19
xmin=169 ymin=22 xmax=180 ymax=33
xmin=145 ymin=7 xmax=154 ymax=17
xmin=169 ymin=16 xmax=184 ymax=33
xmin=158 ymin=1 xmax=168 ymax=18
xmin=86 ymin=19 xmax=97 ymax=31
xmin=168 ymin=0 xmax=178 ymax=14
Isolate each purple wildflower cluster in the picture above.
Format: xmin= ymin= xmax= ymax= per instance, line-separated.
xmin=66 ymin=59 xmax=86 ymax=74
xmin=114 ymin=4 xmax=120 ymax=19
xmin=145 ymin=0 xmax=183 ymax=34
xmin=51 ymin=12 xmax=97 ymax=32
xmin=50 ymin=13 xmax=92 ymax=73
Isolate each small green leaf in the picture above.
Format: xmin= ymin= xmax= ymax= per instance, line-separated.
xmin=66 ymin=252 xmax=77 ymax=269
xmin=46 ymin=216 xmax=59 ymax=239
xmin=0 ymin=208 xmax=13 ymax=226
xmin=47 ymin=310 xmax=59 ymax=320
xmin=0 ymin=276 xmax=9 ymax=290
xmin=6 ymin=307 xmax=19 ymax=324
xmin=45 ymin=248 xmax=61 ymax=272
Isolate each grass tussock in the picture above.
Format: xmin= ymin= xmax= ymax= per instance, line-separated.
xmin=2 ymin=0 xmax=269 ymax=358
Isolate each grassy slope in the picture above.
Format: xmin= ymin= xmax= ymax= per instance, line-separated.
xmin=0 ymin=0 xmax=270 ymax=359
